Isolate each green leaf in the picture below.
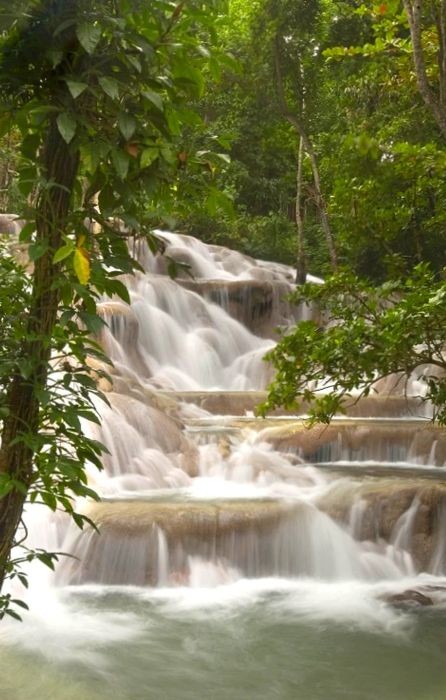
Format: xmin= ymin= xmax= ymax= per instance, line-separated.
xmin=28 ymin=240 xmax=49 ymax=261
xmin=5 ymin=609 xmax=23 ymax=621
xmin=41 ymin=492 xmax=57 ymax=510
xmin=78 ymin=312 xmax=105 ymax=334
xmin=205 ymin=188 xmax=233 ymax=216
xmin=160 ymin=147 xmax=175 ymax=164
xmin=35 ymin=388 xmax=51 ymax=406
xmin=66 ymin=80 xmax=88 ymax=99
xmin=111 ymin=149 xmax=130 ymax=179
xmin=140 ymin=147 xmax=159 ymax=168
xmin=127 ymin=55 xmax=142 ymax=73
xmin=173 ymin=64 xmax=205 ymax=97
xmin=18 ymin=165 xmax=37 ymax=197
xmin=36 ymin=552 xmax=58 ymax=570
xmin=57 ymin=112 xmax=77 ymax=144
xmin=48 ymin=49 xmax=63 ymax=68
xmin=53 ymin=244 xmax=74 ymax=263
xmin=143 ymin=89 xmax=163 ymax=111
xmin=21 ymin=133 xmax=40 ymax=160
xmin=98 ymin=76 xmax=120 ymax=101
xmin=18 ymin=222 xmax=35 ymax=242
xmin=208 ymin=55 xmax=221 ymax=81
xmin=72 ymin=512 xmax=86 ymax=529
xmin=76 ymin=23 xmax=101 ymax=54
xmin=98 ymin=186 xmax=118 ymax=213
xmin=118 ymin=112 xmax=136 ymax=141
xmin=105 ymin=279 xmax=131 ymax=304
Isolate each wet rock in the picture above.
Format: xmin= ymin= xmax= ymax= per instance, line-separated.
xmin=84 ymin=499 xmax=294 ymax=537
xmin=177 ymin=278 xmax=296 ymax=337
xmin=319 ymin=479 xmax=446 ymax=572
xmin=58 ymin=499 xmax=301 ymax=586
xmin=97 ymin=301 xmax=140 ymax=341
xmin=0 ymin=216 xmax=32 ymax=269
xmin=159 ymin=391 xmax=428 ymax=419
xmin=0 ymin=213 xmax=24 ymax=236
xmin=261 ymin=421 xmax=446 ymax=467
xmin=383 ymin=589 xmax=434 ymax=608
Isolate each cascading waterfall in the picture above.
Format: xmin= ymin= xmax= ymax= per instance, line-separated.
xmin=29 ymin=231 xmax=446 ymax=586
xmin=3 ymin=231 xmax=446 ymax=700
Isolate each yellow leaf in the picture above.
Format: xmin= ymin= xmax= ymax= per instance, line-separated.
xmin=73 ymin=247 xmax=90 ymax=284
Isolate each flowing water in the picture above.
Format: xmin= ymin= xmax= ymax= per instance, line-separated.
xmin=3 ymin=231 xmax=446 ymax=700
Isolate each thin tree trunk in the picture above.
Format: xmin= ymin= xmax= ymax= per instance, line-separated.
xmin=437 ymin=0 xmax=446 ymax=107
xmin=0 ymin=132 xmax=13 ymax=212
xmin=295 ymin=136 xmax=306 ymax=284
xmin=403 ymin=0 xmax=446 ymax=139
xmin=273 ymin=38 xmax=338 ymax=270
xmin=305 ymin=139 xmax=337 ymax=270
xmin=0 ymin=117 xmax=79 ymax=587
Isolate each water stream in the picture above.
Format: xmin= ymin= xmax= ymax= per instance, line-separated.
xmin=2 ymin=232 xmax=446 ymax=700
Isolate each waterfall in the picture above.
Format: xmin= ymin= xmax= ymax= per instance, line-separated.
xmin=4 ymin=231 xmax=446 ymax=700
xmin=15 ymin=231 xmax=446 ymax=593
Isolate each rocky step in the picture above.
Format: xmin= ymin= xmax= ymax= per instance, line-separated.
xmin=256 ymin=419 xmax=446 ymax=467
xmin=162 ymin=390 xmax=430 ymax=420
xmin=318 ymin=478 xmax=446 ymax=572
xmin=58 ymin=498 xmax=304 ymax=586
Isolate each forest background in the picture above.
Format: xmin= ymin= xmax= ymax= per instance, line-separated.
xmin=3 ymin=0 xmax=446 ymax=281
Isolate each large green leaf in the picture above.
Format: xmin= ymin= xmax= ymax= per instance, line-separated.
xmin=53 ymin=244 xmax=74 ymax=263
xmin=111 ymin=149 xmax=130 ymax=179
xmin=66 ymin=80 xmax=88 ymax=99
xmin=118 ymin=112 xmax=137 ymax=140
xmin=57 ymin=112 xmax=77 ymax=144
xmin=98 ymin=76 xmax=120 ymax=101
xmin=143 ymin=89 xmax=163 ymax=112
xmin=76 ymin=23 xmax=101 ymax=54
xmin=140 ymin=147 xmax=159 ymax=168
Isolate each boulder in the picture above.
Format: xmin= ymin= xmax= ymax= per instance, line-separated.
xmin=383 ymin=589 xmax=434 ymax=608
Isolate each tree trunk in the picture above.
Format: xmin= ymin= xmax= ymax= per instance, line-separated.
xmin=403 ymin=0 xmax=446 ymax=140
xmin=295 ymin=136 xmax=306 ymax=284
xmin=437 ymin=0 xmax=446 ymax=107
xmin=0 ymin=117 xmax=79 ymax=588
xmin=304 ymin=137 xmax=338 ymax=270
xmin=273 ymin=38 xmax=338 ymax=270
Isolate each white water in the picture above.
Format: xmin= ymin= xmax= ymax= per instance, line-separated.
xmin=22 ymin=233 xmax=446 ymax=585
xmin=3 ymin=232 xmax=446 ymax=699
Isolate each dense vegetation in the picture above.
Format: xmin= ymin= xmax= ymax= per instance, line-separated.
xmin=180 ymin=0 xmax=446 ymax=282
xmin=0 ymin=0 xmax=445 ymax=618
xmin=0 ymin=0 xmax=227 ymax=618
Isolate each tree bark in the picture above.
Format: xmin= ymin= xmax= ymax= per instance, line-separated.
xmin=0 ymin=116 xmax=79 ymax=588
xmin=437 ymin=0 xmax=446 ymax=107
xmin=295 ymin=136 xmax=306 ymax=284
xmin=403 ymin=0 xmax=446 ymax=140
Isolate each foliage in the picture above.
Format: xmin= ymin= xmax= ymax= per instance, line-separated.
xmin=261 ymin=265 xmax=446 ymax=423
xmin=320 ymin=0 xmax=446 ymax=279
xmin=0 ymin=0 xmax=226 ymax=619
xmin=182 ymin=0 xmax=446 ymax=279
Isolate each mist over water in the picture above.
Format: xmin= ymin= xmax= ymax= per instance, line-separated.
xmin=3 ymin=232 xmax=446 ymax=699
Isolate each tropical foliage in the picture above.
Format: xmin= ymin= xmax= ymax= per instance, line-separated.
xmin=0 ymin=0 xmax=226 ymax=618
